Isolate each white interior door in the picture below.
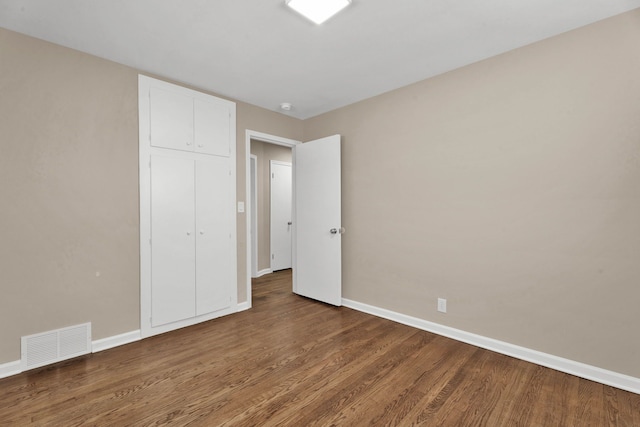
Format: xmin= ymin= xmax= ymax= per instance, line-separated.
xmin=293 ymin=135 xmax=342 ymax=306
xmin=270 ymin=161 xmax=292 ymax=271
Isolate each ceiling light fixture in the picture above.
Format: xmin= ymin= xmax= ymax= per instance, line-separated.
xmin=280 ymin=102 xmax=293 ymax=111
xmin=286 ymin=0 xmax=351 ymax=25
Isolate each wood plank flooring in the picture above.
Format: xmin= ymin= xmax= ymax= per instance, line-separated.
xmin=1 ymin=269 xmax=639 ymax=426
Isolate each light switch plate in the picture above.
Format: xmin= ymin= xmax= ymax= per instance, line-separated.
xmin=238 ymin=201 xmax=245 ymax=213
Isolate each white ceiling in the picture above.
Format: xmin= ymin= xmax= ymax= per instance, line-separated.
xmin=1 ymin=0 xmax=640 ymax=119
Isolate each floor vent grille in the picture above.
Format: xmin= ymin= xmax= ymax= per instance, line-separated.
xmin=21 ymin=323 xmax=91 ymax=371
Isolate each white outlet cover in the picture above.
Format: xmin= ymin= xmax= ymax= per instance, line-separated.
xmin=437 ymin=298 xmax=447 ymax=313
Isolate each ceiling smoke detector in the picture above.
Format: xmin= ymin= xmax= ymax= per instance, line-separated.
xmin=280 ymin=102 xmax=293 ymax=111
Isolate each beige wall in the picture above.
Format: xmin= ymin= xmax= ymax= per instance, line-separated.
xmin=250 ymin=140 xmax=293 ymax=272
xmin=0 ymin=28 xmax=302 ymax=363
xmin=0 ymin=28 xmax=140 ymax=364
xmin=304 ymin=9 xmax=640 ymax=377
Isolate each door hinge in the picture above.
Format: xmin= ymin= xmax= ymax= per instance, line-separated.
xmin=272 ymin=254 xmax=275 ymax=260
xmin=272 ymin=172 xmax=274 ymax=179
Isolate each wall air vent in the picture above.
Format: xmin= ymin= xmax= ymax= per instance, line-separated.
xmin=21 ymin=323 xmax=92 ymax=371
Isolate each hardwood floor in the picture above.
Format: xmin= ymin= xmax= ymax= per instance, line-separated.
xmin=1 ymin=269 xmax=639 ymax=426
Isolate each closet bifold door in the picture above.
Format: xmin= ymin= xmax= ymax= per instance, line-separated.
xmin=150 ymin=155 xmax=196 ymax=326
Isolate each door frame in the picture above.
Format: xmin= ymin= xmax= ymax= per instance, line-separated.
xmin=250 ymin=154 xmax=258 ymax=278
xmin=245 ymin=130 xmax=300 ymax=309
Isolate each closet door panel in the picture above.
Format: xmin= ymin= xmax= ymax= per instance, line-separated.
xmin=194 ymin=98 xmax=230 ymax=157
xmin=150 ymin=87 xmax=194 ymax=152
xmin=195 ymin=157 xmax=233 ymax=315
xmin=151 ymin=155 xmax=196 ymax=326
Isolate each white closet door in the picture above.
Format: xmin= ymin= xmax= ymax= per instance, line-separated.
xmin=150 ymin=87 xmax=194 ymax=152
xmin=194 ymin=99 xmax=230 ymax=157
xmin=270 ymin=161 xmax=292 ymax=271
xmin=151 ymin=155 xmax=196 ymax=326
xmin=195 ymin=156 xmax=233 ymax=315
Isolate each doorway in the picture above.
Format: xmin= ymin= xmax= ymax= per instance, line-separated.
xmin=245 ymin=130 xmax=300 ymax=308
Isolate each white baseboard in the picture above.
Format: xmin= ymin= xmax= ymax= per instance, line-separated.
xmin=0 ymin=360 xmax=21 ymax=380
xmin=237 ymin=301 xmax=251 ymax=312
xmin=254 ymin=268 xmax=272 ymax=278
xmin=92 ymin=330 xmax=141 ymax=353
xmin=342 ymin=298 xmax=640 ymax=395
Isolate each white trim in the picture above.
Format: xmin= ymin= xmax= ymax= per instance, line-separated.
xmin=342 ymin=298 xmax=640 ymax=395
xmin=237 ymin=301 xmax=251 ymax=312
xmin=245 ymin=130 xmax=300 ymax=310
xmin=92 ymin=330 xmax=141 ymax=353
xmin=250 ymin=154 xmax=259 ymax=278
xmin=255 ymin=268 xmax=273 ymax=278
xmin=247 ymin=130 xmax=300 ymax=148
xmin=0 ymin=360 xmax=21 ymax=379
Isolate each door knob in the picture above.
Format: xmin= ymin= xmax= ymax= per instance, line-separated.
xmin=288 ymin=222 xmax=292 ymax=226
xmin=330 ymin=227 xmax=346 ymax=235
xmin=330 ymin=228 xmax=338 ymax=234
xmin=187 ymin=231 xmax=191 ymax=236
xmin=200 ymin=230 xmax=205 ymax=235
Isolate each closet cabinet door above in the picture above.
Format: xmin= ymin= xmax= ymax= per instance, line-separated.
xmin=194 ymin=98 xmax=231 ymax=157
xmin=149 ymin=87 xmax=232 ymax=157
xmin=150 ymin=87 xmax=194 ymax=152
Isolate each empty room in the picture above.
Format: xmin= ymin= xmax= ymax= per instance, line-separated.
xmin=1 ymin=1 xmax=640 ymax=425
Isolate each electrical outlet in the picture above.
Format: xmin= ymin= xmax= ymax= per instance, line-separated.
xmin=437 ymin=298 xmax=447 ymax=313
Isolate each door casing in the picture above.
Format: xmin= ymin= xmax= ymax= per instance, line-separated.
xmin=250 ymin=154 xmax=258 ymax=278
xmin=244 ymin=130 xmax=300 ymax=309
